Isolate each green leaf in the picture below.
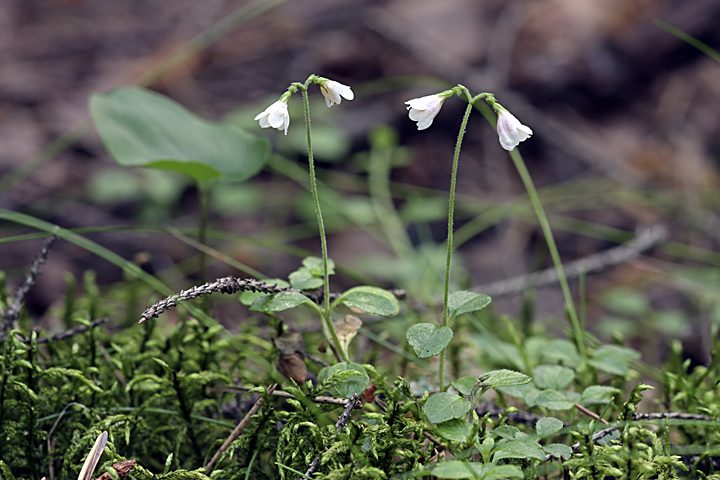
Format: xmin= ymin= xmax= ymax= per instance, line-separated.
xmin=589 ymin=345 xmax=641 ymax=376
xmin=430 ymin=462 xmax=523 ymax=480
xmin=580 ymin=385 xmax=621 ymax=407
xmin=431 ymin=461 xmax=482 ymax=479
xmin=601 ymin=288 xmax=649 ymax=316
xmin=543 ymin=443 xmax=572 ymax=460
xmin=434 ymin=418 xmax=473 ymax=443
xmin=535 ymin=389 xmax=574 ymax=410
xmin=288 ymin=270 xmax=323 ymax=290
xmin=447 ymin=291 xmax=492 ymax=320
xmin=535 ymin=417 xmax=564 ymax=437
xmin=493 ymin=439 xmax=546 ymax=462
xmin=451 ymin=376 xmax=478 ymax=396
xmin=423 ymin=392 xmax=471 ymax=424
xmin=334 ymin=286 xmax=399 ymax=316
xmin=249 ymin=292 xmax=317 ymax=313
xmin=533 ymin=365 xmax=575 ymax=390
xmin=482 ymin=465 xmax=524 ymax=479
xmin=90 ymin=87 xmax=268 ymax=183
xmin=239 ymin=279 xmax=288 ymax=306
xmin=302 ymin=256 xmax=335 ymax=276
xmin=317 ymin=362 xmax=370 ymax=398
xmin=479 ymin=369 xmax=531 ymax=389
xmin=406 ymin=323 xmax=453 ymax=359
xmin=540 ymin=339 xmax=581 ymax=368
xmin=497 ymin=383 xmax=541 ymax=407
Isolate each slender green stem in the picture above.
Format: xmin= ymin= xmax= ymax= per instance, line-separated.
xmin=507 ymin=149 xmax=588 ymax=359
xmin=439 ymin=87 xmax=475 ymax=391
xmin=298 ymin=81 xmax=348 ymax=363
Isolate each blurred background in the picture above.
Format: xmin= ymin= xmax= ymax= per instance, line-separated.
xmin=1 ymin=0 xmax=720 ymax=364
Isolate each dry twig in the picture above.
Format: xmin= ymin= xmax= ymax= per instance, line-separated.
xmin=205 ymin=384 xmax=278 ymax=473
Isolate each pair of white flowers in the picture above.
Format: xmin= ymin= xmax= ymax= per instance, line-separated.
xmin=405 ymin=93 xmax=532 ymax=151
xmin=255 ymin=80 xmax=532 ymax=151
xmin=254 ymin=79 xmax=354 ymax=135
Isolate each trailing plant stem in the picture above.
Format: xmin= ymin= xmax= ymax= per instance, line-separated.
xmin=508 ymin=149 xmax=587 ymax=360
xmin=439 ymin=92 xmax=475 ymax=391
xmin=298 ymin=81 xmax=348 ymax=363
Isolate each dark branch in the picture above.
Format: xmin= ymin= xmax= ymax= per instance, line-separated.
xmin=2 ymin=234 xmax=58 ymax=332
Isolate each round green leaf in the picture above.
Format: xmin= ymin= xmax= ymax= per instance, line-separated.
xmin=447 ymin=291 xmax=491 ymax=320
xmin=431 ymin=461 xmax=482 ymax=479
xmin=533 ymin=365 xmax=575 ymax=390
xmin=249 ymin=292 xmax=316 ymax=313
xmin=580 ymin=385 xmax=621 ymax=407
xmin=334 ymin=286 xmax=399 ymax=316
xmin=434 ymin=418 xmax=473 ymax=443
xmin=406 ymin=323 xmax=453 ymax=359
xmin=90 ymin=87 xmax=269 ymax=183
xmin=317 ymin=362 xmax=369 ymax=398
xmin=543 ymin=443 xmax=573 ymax=461
xmin=589 ymin=345 xmax=641 ymax=376
xmin=535 ymin=389 xmax=574 ymax=410
xmin=493 ymin=439 xmax=546 ymax=462
xmin=423 ymin=392 xmax=471 ymax=424
xmin=535 ymin=416 xmax=564 ymax=437
xmin=479 ymin=369 xmax=531 ymax=389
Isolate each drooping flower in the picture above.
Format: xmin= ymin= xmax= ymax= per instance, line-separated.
xmin=496 ymin=109 xmax=533 ymax=151
xmin=318 ymin=79 xmax=354 ymax=107
xmin=405 ymin=94 xmax=447 ymax=130
xmin=254 ymin=99 xmax=290 ymax=135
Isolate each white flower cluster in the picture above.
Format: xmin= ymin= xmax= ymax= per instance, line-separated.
xmin=255 ymin=78 xmax=533 ymax=151
xmin=404 ymin=92 xmax=532 ymax=150
xmin=254 ymin=78 xmax=353 ymax=135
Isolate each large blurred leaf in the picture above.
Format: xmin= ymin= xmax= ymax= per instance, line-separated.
xmin=90 ymin=87 xmax=269 ymax=183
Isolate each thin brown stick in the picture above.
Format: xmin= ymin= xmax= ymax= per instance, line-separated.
xmin=210 ymin=385 xmax=350 ymax=406
xmin=205 ymin=384 xmax=277 ymax=473
xmin=574 ymin=403 xmax=609 ymax=425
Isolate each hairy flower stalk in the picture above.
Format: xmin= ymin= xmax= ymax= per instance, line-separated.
xmin=253 ymin=75 xmax=355 ymax=363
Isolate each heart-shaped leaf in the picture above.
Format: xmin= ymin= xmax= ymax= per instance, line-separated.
xmin=447 ymin=291 xmax=492 ymax=320
xmin=249 ymin=292 xmax=318 ymax=314
xmin=406 ymin=323 xmax=453 ymax=359
xmin=90 ymin=87 xmax=269 ymax=183
xmin=333 ymin=286 xmax=399 ymax=316
xmin=423 ymin=392 xmax=471 ymax=424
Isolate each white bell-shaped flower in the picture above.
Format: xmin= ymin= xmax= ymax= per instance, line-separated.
xmin=254 ymin=99 xmax=290 ymax=135
xmin=405 ymin=94 xmax=446 ymax=130
xmin=496 ymin=109 xmax=533 ymax=151
xmin=319 ymin=79 xmax=354 ymax=107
